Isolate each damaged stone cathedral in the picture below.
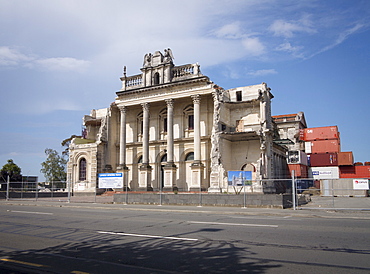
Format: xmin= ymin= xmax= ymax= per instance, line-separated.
xmin=67 ymin=49 xmax=296 ymax=194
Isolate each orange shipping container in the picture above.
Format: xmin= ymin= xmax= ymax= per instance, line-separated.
xmin=303 ymin=126 xmax=340 ymax=141
xmin=339 ymin=165 xmax=370 ymax=178
xmin=288 ymin=164 xmax=308 ymax=178
xmin=309 ymin=153 xmax=338 ymax=167
xmin=309 ymin=139 xmax=341 ymax=154
xmin=338 ymin=151 xmax=354 ymax=166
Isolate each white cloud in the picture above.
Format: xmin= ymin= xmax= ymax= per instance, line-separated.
xmin=269 ymin=16 xmax=316 ymax=38
xmin=307 ymin=23 xmax=366 ymax=59
xmin=0 ymin=46 xmax=90 ymax=72
xmin=213 ymin=22 xmax=244 ymax=39
xmin=36 ymin=57 xmax=90 ymax=72
xmin=242 ymin=37 xmax=265 ymax=56
xmin=275 ymin=42 xmax=304 ymax=58
xmin=0 ymin=46 xmax=34 ymax=66
xmin=248 ymin=69 xmax=277 ymax=77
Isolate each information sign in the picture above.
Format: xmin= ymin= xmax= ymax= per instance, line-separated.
xmin=353 ymin=179 xmax=369 ymax=190
xmin=98 ymin=173 xmax=123 ymax=188
xmin=228 ymin=171 xmax=252 ymax=186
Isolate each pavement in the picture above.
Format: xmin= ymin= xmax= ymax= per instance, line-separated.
xmin=1 ymin=195 xmax=370 ymax=219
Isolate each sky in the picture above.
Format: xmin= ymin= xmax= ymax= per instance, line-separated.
xmin=0 ymin=0 xmax=369 ymax=181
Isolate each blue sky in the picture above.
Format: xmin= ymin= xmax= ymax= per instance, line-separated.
xmin=1 ymin=0 xmax=369 ymax=181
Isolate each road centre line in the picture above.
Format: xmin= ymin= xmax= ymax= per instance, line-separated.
xmin=7 ymin=210 xmax=53 ymax=215
xmin=97 ymin=231 xmax=198 ymax=241
xmin=188 ymin=221 xmax=278 ymax=228
xmin=1 ymin=258 xmax=47 ymax=268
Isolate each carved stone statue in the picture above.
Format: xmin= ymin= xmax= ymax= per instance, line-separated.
xmin=143 ymin=53 xmax=152 ymax=67
xmin=163 ymin=48 xmax=174 ymax=63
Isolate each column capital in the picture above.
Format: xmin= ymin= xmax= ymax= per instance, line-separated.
xmin=165 ymin=98 xmax=174 ymax=108
xmin=141 ymin=102 xmax=150 ymax=111
xmin=191 ymin=94 xmax=201 ymax=104
xmin=118 ymin=105 xmax=126 ymax=113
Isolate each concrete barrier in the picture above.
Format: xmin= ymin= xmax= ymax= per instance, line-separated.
xmin=113 ymin=193 xmax=293 ymax=209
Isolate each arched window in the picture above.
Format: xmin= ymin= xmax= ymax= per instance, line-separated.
xmin=183 ymin=105 xmax=194 ymax=130
xmin=79 ymin=158 xmax=87 ymax=181
xmin=138 ymin=155 xmax=143 ymax=163
xmin=185 ymin=152 xmax=194 ymax=161
xmin=241 ymin=163 xmax=256 ymax=172
xmin=137 ymin=111 xmax=143 ymax=141
xmin=154 ymin=72 xmax=160 ymax=85
xmin=159 ymin=108 xmax=167 ymax=134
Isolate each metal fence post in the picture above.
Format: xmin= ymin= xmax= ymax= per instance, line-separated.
xmin=159 ymin=184 xmax=162 ymax=206
xmin=242 ymin=184 xmax=246 ymax=209
xmin=125 ymin=181 xmax=128 ymax=205
xmin=292 ymin=170 xmax=296 ymax=210
xmin=6 ymin=175 xmax=10 ymax=201
xmin=67 ymin=180 xmax=71 ymax=203
xmin=332 ymin=180 xmax=335 ymax=208
xmin=198 ymin=185 xmax=202 ymax=207
xmin=94 ymin=182 xmax=97 ymax=203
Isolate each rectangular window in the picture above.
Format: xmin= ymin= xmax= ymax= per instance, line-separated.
xmin=188 ymin=115 xmax=194 ymax=130
xmin=79 ymin=159 xmax=87 ymax=181
xmin=163 ymin=117 xmax=168 ymax=132
xmin=236 ymin=91 xmax=242 ymax=101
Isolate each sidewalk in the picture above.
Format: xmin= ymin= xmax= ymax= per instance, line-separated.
xmin=1 ymin=196 xmax=369 ymax=219
xmin=299 ymin=195 xmax=370 ymax=210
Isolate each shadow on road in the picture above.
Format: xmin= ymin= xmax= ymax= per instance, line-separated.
xmin=0 ymin=228 xmax=282 ymax=273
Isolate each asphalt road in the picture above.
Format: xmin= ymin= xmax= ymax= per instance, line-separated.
xmin=0 ymin=203 xmax=369 ymax=273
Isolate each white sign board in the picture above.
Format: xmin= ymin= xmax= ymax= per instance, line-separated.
xmin=98 ymin=173 xmax=123 ymax=188
xmin=353 ymin=179 xmax=369 ymax=190
xmin=310 ymin=167 xmax=339 ymax=179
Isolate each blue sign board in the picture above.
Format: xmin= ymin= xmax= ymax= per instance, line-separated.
xmin=228 ymin=171 xmax=252 ymax=186
xmin=98 ymin=173 xmax=123 ymax=188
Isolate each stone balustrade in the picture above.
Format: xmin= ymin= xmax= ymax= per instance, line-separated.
xmin=172 ymin=64 xmax=199 ymax=79
xmin=125 ymin=74 xmax=143 ymax=89
xmin=121 ymin=63 xmax=200 ymax=91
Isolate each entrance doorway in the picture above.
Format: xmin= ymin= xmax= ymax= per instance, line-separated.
xmin=159 ymin=154 xmax=167 ymax=189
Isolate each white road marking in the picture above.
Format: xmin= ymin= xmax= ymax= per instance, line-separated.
xmin=230 ymin=216 xmax=295 ymax=220
xmin=7 ymin=210 xmax=53 ymax=215
xmin=188 ymin=221 xmax=278 ymax=228
xmin=97 ymin=231 xmax=198 ymax=241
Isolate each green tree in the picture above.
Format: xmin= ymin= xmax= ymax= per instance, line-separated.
xmin=61 ymin=134 xmax=80 ymax=157
xmin=40 ymin=149 xmax=67 ymax=182
xmin=1 ymin=159 xmax=22 ymax=182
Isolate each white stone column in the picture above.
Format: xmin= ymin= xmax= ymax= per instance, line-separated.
xmin=117 ymin=106 xmax=129 ymax=190
xmin=192 ymin=95 xmax=201 ymax=164
xmin=142 ymin=103 xmax=150 ymax=166
xmin=163 ymin=99 xmax=177 ymax=190
xmin=190 ymin=94 xmax=204 ymax=191
xmin=118 ymin=106 xmax=127 ymax=167
xmin=166 ymin=99 xmax=174 ymax=164
xmin=139 ymin=103 xmax=152 ymax=191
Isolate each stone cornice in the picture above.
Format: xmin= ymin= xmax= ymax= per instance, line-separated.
xmin=115 ymin=78 xmax=215 ymax=107
xmin=116 ymin=76 xmax=210 ymax=96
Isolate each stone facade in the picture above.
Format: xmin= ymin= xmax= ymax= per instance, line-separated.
xmin=68 ymin=49 xmax=290 ymax=193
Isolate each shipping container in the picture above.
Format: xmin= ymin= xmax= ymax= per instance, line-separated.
xmin=303 ymin=126 xmax=340 ymax=141
xmin=305 ymin=141 xmax=312 ymax=154
xmin=307 ymin=139 xmax=341 ymax=154
xmin=288 ymin=164 xmax=308 ymax=178
xmin=309 ymin=153 xmax=338 ymax=167
xmin=338 ymin=151 xmax=354 ymax=166
xmin=309 ymin=166 xmax=340 ymax=179
xmin=340 ymin=165 xmax=370 ymax=178
xmin=287 ymin=150 xmax=308 ymax=165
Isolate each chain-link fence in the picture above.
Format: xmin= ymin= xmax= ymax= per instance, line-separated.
xmin=0 ymin=181 xmax=69 ymax=201
xmin=1 ymin=178 xmax=368 ymax=210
